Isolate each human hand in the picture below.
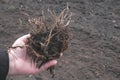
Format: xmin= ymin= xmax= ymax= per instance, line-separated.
xmin=8 ymin=34 xmax=57 ymax=75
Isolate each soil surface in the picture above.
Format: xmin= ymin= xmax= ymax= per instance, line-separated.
xmin=0 ymin=0 xmax=120 ymax=80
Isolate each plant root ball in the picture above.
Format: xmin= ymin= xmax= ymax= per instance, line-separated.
xmin=27 ymin=7 xmax=72 ymax=77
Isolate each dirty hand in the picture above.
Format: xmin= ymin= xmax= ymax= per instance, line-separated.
xmin=8 ymin=34 xmax=57 ymax=75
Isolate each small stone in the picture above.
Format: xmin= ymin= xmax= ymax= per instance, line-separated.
xmin=29 ymin=75 xmax=33 ymax=78
xmin=8 ymin=5 xmax=16 ymax=10
xmin=112 ymin=20 xmax=116 ymax=23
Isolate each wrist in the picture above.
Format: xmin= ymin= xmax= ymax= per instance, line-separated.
xmin=8 ymin=50 xmax=17 ymax=75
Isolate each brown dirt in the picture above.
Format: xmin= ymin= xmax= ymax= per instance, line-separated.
xmin=0 ymin=0 xmax=120 ymax=80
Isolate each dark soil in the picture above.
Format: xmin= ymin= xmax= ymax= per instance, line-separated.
xmin=0 ymin=0 xmax=120 ymax=80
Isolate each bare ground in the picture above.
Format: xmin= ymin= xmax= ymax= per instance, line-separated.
xmin=0 ymin=0 xmax=120 ymax=80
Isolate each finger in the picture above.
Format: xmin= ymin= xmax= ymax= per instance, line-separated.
xmin=12 ymin=34 xmax=30 ymax=46
xmin=60 ymin=53 xmax=63 ymax=57
xmin=39 ymin=60 xmax=57 ymax=72
xmin=16 ymin=34 xmax=31 ymax=43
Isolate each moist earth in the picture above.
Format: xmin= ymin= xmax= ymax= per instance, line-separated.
xmin=0 ymin=0 xmax=120 ymax=80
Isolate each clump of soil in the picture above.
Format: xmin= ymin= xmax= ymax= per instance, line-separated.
xmin=27 ymin=7 xmax=72 ymax=77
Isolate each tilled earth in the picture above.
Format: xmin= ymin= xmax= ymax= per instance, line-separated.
xmin=0 ymin=0 xmax=120 ymax=80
